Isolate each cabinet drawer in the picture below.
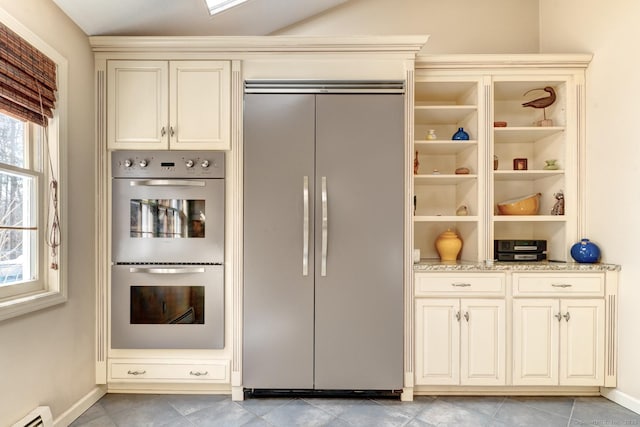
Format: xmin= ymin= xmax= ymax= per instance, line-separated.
xmin=513 ymin=273 xmax=604 ymax=297
xmin=109 ymin=359 xmax=229 ymax=383
xmin=415 ymin=273 xmax=505 ymax=297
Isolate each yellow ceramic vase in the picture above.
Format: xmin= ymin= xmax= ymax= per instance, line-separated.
xmin=435 ymin=229 xmax=462 ymax=261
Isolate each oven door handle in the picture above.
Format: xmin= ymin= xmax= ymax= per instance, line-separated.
xmin=129 ymin=180 xmax=206 ymax=187
xmin=128 ymin=267 xmax=206 ymax=274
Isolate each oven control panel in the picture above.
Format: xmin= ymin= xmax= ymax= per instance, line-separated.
xmin=112 ymin=150 xmax=225 ymax=178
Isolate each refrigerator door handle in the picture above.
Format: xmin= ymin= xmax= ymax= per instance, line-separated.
xmin=321 ymin=176 xmax=328 ymax=276
xmin=303 ymin=176 xmax=309 ymax=276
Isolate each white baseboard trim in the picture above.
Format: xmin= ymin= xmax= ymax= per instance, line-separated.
xmin=53 ymin=386 xmax=107 ymax=427
xmin=601 ymin=388 xmax=640 ymax=415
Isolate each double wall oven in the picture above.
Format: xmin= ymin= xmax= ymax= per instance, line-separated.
xmin=111 ymin=151 xmax=225 ymax=350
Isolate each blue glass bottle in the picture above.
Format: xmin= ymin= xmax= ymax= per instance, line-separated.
xmin=570 ymin=238 xmax=601 ymax=263
xmin=452 ymin=127 xmax=469 ymax=140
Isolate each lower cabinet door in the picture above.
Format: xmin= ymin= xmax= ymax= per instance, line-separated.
xmin=560 ymin=299 xmax=605 ymax=386
xmin=415 ymin=299 xmax=460 ymax=385
xmin=513 ymin=299 xmax=559 ymax=386
xmin=513 ymin=298 xmax=605 ymax=386
xmin=460 ymin=299 xmax=505 ymax=385
xmin=415 ymin=298 xmax=505 ymax=386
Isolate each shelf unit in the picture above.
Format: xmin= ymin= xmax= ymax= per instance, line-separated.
xmin=491 ymin=77 xmax=575 ymax=261
xmin=413 ymin=78 xmax=484 ymax=261
xmin=412 ymin=55 xmax=590 ymax=263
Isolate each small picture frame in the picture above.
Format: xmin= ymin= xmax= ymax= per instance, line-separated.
xmin=513 ymin=158 xmax=528 ymax=170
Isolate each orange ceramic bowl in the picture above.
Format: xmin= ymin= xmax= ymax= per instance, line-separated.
xmin=497 ymin=193 xmax=541 ymax=215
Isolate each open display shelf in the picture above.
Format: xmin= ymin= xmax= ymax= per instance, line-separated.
xmin=412 ymin=61 xmax=585 ymax=263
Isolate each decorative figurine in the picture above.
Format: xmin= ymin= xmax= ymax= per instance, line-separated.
xmin=551 ymin=191 xmax=564 ymax=215
xmin=427 ymin=129 xmax=437 ymax=140
xmin=414 ymin=150 xmax=419 ymax=175
xmin=456 ymin=205 xmax=469 ymax=216
xmin=522 ymin=86 xmax=556 ymax=126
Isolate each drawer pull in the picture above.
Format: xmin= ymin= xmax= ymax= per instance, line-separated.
xmin=551 ymin=283 xmax=573 ymax=288
xmin=189 ymin=371 xmax=209 ymax=377
xmin=127 ymin=370 xmax=146 ymax=375
xmin=563 ymin=312 xmax=571 ymax=322
xmin=451 ymin=283 xmax=472 ymax=287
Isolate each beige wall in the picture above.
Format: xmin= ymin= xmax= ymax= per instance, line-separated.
xmin=275 ymin=0 xmax=539 ymax=54
xmin=540 ymin=0 xmax=640 ymax=410
xmin=0 ymin=1 xmax=96 ymax=425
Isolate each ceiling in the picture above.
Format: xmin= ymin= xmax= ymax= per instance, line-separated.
xmin=52 ymin=0 xmax=350 ymax=36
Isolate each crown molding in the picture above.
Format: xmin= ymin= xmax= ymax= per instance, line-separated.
xmin=416 ymin=53 xmax=593 ymax=69
xmin=89 ymin=35 xmax=430 ymax=55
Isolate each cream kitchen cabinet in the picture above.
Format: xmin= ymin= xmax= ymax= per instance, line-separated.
xmin=415 ymin=298 xmax=505 ymax=386
xmin=512 ymin=272 xmax=607 ymax=386
xmin=413 ymin=55 xmax=591 ymax=262
xmin=413 ymin=77 xmax=484 ymax=261
xmin=107 ymin=60 xmax=230 ymax=150
xmin=513 ymin=298 xmax=604 ymax=386
xmin=414 ymin=272 xmax=506 ymax=386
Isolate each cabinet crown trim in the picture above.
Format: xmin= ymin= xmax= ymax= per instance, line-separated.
xmin=89 ymin=35 xmax=429 ymax=54
xmin=416 ymin=53 xmax=593 ymax=69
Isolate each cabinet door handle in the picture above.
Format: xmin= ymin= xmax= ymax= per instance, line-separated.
xmin=455 ymin=311 xmax=461 ymax=322
xmin=563 ymin=312 xmax=571 ymax=322
xmin=127 ymin=370 xmax=146 ymax=375
xmin=161 ymin=126 xmax=166 ymax=136
xmin=321 ymin=176 xmax=328 ymax=277
xmin=451 ymin=282 xmax=471 ymax=287
xmin=170 ymin=126 xmax=175 ymax=137
xmin=464 ymin=312 xmax=470 ymax=322
xmin=555 ymin=312 xmax=562 ymax=322
xmin=302 ymin=176 xmax=309 ymax=277
xmin=129 ymin=267 xmax=205 ymax=274
xmin=551 ymin=283 xmax=572 ymax=288
xmin=189 ymin=371 xmax=208 ymax=377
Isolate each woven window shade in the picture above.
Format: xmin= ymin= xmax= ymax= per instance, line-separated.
xmin=0 ymin=21 xmax=57 ymax=126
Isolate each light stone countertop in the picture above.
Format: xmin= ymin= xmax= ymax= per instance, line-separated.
xmin=413 ymin=259 xmax=621 ymax=272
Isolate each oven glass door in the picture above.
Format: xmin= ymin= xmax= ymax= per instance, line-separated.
xmin=112 ymin=178 xmax=224 ymax=263
xmin=111 ymin=265 xmax=224 ymax=349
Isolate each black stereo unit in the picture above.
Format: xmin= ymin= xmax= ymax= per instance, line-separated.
xmin=496 ymin=252 xmax=547 ymax=261
xmin=494 ymin=239 xmax=547 ymax=262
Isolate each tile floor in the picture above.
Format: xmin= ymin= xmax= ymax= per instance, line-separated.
xmin=70 ymin=394 xmax=640 ymax=427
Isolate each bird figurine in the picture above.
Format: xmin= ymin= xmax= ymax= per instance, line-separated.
xmin=522 ymin=86 xmax=556 ymax=126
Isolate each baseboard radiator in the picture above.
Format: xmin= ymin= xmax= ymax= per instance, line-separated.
xmin=12 ymin=406 xmax=52 ymax=427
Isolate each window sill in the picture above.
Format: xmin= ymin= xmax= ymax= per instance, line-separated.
xmin=0 ymin=289 xmax=67 ymax=322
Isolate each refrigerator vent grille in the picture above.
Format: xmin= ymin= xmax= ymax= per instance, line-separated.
xmin=244 ymin=80 xmax=405 ymax=94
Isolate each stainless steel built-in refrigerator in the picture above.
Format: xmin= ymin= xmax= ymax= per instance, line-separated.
xmin=243 ymin=82 xmax=404 ymax=391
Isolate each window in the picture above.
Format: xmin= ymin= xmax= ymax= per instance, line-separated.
xmin=0 ymin=113 xmax=42 ymax=299
xmin=0 ymin=10 xmax=66 ymax=321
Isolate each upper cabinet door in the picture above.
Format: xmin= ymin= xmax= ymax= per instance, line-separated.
xmin=107 ymin=60 xmax=169 ymax=150
xmin=169 ymin=61 xmax=231 ymax=150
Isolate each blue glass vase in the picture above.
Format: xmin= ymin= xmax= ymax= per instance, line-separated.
xmin=570 ymin=238 xmax=601 ymax=263
xmin=452 ymin=127 xmax=469 ymax=140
